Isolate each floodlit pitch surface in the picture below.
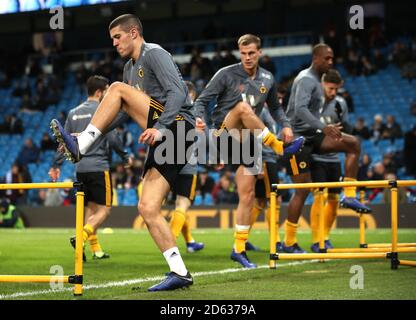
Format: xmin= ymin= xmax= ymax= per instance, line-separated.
xmin=0 ymin=228 xmax=415 ymax=300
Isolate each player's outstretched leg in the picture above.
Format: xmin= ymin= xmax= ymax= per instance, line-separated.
xmin=230 ymin=168 xmax=257 ymax=268
xmin=52 ymin=82 xmax=151 ymax=163
xmin=222 ymin=101 xmax=305 ymax=157
xmin=230 ymin=249 xmax=257 ymax=268
xmin=70 ymin=236 xmax=87 ymax=262
xmin=50 ymin=119 xmax=82 ymax=163
xmin=140 ymin=169 xmax=193 ymax=292
xmin=320 ymin=134 xmax=371 ymax=213
xmin=186 ymin=241 xmax=205 ymax=253
xmin=340 ymin=194 xmax=372 ymax=213
xmin=148 ymin=271 xmax=193 ymax=292
xmin=245 ymin=241 xmax=261 ymax=251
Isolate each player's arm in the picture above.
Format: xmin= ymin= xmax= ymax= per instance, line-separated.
xmin=266 ymin=82 xmax=293 ymax=143
xmin=138 ymin=49 xmax=188 ymax=145
xmin=295 ymin=78 xmax=341 ymax=139
xmin=106 ymin=129 xmax=132 ymax=167
xmin=193 ymin=69 xmax=228 ymax=129
xmin=259 ymin=107 xmax=276 ymax=132
xmin=336 ymin=98 xmax=353 ymax=134
xmin=147 ymin=49 xmax=187 ymax=131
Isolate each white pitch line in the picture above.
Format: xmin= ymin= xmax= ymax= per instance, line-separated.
xmin=0 ymin=260 xmax=318 ymax=300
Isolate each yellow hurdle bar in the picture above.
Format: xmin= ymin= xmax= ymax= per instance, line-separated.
xmin=390 ymin=186 xmax=399 ymax=269
xmin=317 ymin=190 xmax=325 ymax=261
xmin=0 ymin=181 xmax=84 ymax=296
xmin=272 ymin=180 xmax=391 ymax=191
xmin=397 ymin=180 xmax=416 ymax=187
xmin=277 ymin=252 xmax=387 ymax=260
xmin=328 ymin=247 xmax=416 ymax=253
xmin=368 ymin=243 xmax=416 ymax=248
xmin=0 ymin=182 xmax=74 ymax=190
xmin=269 ymin=192 xmax=277 ymax=269
xmin=269 ymin=180 xmax=416 ymax=268
xmin=74 ymin=190 xmax=85 ymax=296
xmin=399 ymin=260 xmax=416 ymax=267
xmin=0 ymin=275 xmax=69 ymax=283
xmin=359 ymin=190 xmax=367 ymax=247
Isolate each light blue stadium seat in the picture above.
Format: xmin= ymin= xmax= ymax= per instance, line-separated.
xmin=203 ymin=194 xmax=214 ymax=205
xmin=122 ymin=188 xmax=138 ymax=206
xmin=116 ymin=189 xmax=125 ymax=204
xmin=305 ymin=193 xmax=314 ymax=205
xmin=193 ymin=194 xmax=203 ymax=206
xmin=371 ymin=192 xmax=384 ymax=204
xmin=208 ymin=171 xmax=220 ymax=183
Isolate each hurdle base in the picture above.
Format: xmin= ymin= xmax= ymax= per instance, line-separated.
xmin=68 ymin=275 xmax=83 ymax=284
xmin=270 ymin=253 xmax=279 ymax=260
xmin=389 ymin=252 xmax=399 ymax=270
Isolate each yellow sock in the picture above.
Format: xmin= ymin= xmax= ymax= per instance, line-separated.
xmin=250 ymin=205 xmax=263 ymax=228
xmin=310 ymin=193 xmax=321 ymax=243
xmin=181 ymin=217 xmax=194 ymax=243
xmin=343 ymin=177 xmax=357 ymax=198
xmin=266 ymin=205 xmax=281 ymax=242
xmin=324 ymin=194 xmax=339 ymax=240
xmin=263 ymin=131 xmax=283 ymax=155
xmin=284 ymin=220 xmax=298 ymax=246
xmin=88 ymin=234 xmax=103 ymax=253
xmin=234 ymin=225 xmax=249 ymax=253
xmin=170 ymin=208 xmax=187 ymax=239
xmin=83 ymin=224 xmax=94 ymax=242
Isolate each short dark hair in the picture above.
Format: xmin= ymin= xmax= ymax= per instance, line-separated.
xmin=86 ymin=75 xmax=109 ymax=96
xmin=322 ymin=69 xmax=342 ymax=84
xmin=238 ymin=34 xmax=261 ymax=49
xmin=312 ymin=43 xmax=331 ymax=57
xmin=109 ymin=14 xmax=143 ymax=36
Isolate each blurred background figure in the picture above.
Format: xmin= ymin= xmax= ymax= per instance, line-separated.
xmin=0 ymin=197 xmax=25 ymax=229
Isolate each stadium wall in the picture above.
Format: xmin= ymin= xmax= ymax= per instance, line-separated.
xmin=17 ymin=204 xmax=416 ymax=229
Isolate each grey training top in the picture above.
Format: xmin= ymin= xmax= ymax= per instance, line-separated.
xmin=194 ymin=63 xmax=290 ymax=129
xmin=286 ymin=66 xmax=326 ymax=136
xmin=53 ymin=100 xmax=129 ymax=172
xmin=123 ymin=42 xmax=195 ymax=130
xmin=312 ymin=95 xmax=349 ymax=163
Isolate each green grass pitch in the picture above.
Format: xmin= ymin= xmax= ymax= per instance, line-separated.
xmin=0 ymin=228 xmax=415 ymax=300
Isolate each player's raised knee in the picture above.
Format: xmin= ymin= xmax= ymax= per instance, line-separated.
xmin=107 ymin=81 xmax=126 ymax=95
xmin=235 ymin=101 xmax=254 ymax=116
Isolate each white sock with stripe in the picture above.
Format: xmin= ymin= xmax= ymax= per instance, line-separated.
xmin=163 ymin=247 xmax=188 ymax=277
xmin=77 ymin=124 xmax=102 ymax=155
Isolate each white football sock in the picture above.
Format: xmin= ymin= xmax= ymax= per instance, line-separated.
xmin=77 ymin=124 xmax=102 ymax=155
xmin=163 ymin=247 xmax=188 ymax=276
xmin=257 ymin=127 xmax=270 ymax=140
